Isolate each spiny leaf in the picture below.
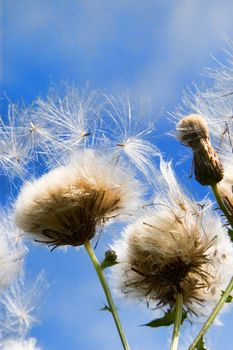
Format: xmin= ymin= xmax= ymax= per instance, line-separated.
xmin=101 ymin=249 xmax=118 ymax=269
xmin=195 ymin=336 xmax=207 ymax=350
xmin=142 ymin=309 xmax=187 ymax=328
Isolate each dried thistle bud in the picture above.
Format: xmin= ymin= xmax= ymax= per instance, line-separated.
xmin=104 ymin=249 xmax=117 ymax=263
xmin=177 ymin=114 xmax=224 ymax=185
xmin=101 ymin=249 xmax=118 ymax=269
xmin=15 ymin=150 xmax=141 ymax=250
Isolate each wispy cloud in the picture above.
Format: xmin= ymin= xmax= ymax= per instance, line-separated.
xmin=4 ymin=1 xmax=233 ymax=107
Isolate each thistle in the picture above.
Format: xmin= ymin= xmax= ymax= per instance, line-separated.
xmin=15 ymin=149 xmax=141 ymax=250
xmin=111 ymin=161 xmax=233 ymax=317
xmin=177 ymin=114 xmax=224 ymax=185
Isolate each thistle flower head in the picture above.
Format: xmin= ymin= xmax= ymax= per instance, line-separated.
xmin=111 ymin=161 xmax=233 ymax=317
xmin=15 ymin=150 xmax=142 ymax=249
xmin=177 ymin=114 xmax=224 ymax=185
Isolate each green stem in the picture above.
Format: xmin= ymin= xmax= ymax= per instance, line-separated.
xmin=84 ymin=240 xmax=130 ymax=350
xmin=211 ymin=184 xmax=233 ymax=228
xmin=170 ymin=293 xmax=183 ymax=350
xmin=189 ymin=277 xmax=233 ymax=350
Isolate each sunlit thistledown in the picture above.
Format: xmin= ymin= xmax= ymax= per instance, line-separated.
xmin=111 ymin=160 xmax=233 ymax=318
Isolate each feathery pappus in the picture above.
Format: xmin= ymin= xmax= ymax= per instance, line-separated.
xmin=15 ymin=149 xmax=142 ymax=249
xmin=111 ymin=160 xmax=233 ymax=318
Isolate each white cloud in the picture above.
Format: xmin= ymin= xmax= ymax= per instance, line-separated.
xmin=4 ymin=0 xmax=233 ymax=110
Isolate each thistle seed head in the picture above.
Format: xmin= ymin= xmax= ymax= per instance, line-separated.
xmin=113 ymin=210 xmax=214 ymax=312
xmin=15 ymin=150 xmax=141 ymax=249
xmin=111 ymin=160 xmax=233 ymax=317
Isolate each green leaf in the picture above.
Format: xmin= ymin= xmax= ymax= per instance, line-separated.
xmin=99 ymin=304 xmax=111 ymax=312
xmin=101 ymin=249 xmax=118 ymax=269
xmin=225 ymin=295 xmax=233 ymax=303
xmin=142 ymin=309 xmax=187 ymax=328
xmin=228 ymin=229 xmax=233 ymax=242
xmin=221 ymin=290 xmax=233 ymax=303
xmin=195 ymin=336 xmax=207 ymax=350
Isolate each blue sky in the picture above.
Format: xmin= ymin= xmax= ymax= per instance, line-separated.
xmin=1 ymin=1 xmax=233 ymax=349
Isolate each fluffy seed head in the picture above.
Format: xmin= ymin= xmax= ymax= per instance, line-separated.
xmin=177 ymin=114 xmax=209 ymax=147
xmin=15 ymin=150 xmax=141 ymax=249
xmin=177 ymin=114 xmax=224 ymax=185
xmin=113 ymin=211 xmax=213 ymax=311
xmin=111 ymin=161 xmax=233 ymax=317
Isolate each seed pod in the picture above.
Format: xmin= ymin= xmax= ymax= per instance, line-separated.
xmin=177 ymin=114 xmax=224 ymax=185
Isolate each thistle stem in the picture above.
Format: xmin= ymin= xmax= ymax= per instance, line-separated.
xmin=188 ymin=277 xmax=233 ymax=350
xmin=84 ymin=240 xmax=130 ymax=350
xmin=211 ymin=184 xmax=233 ymax=228
xmin=170 ymin=293 xmax=183 ymax=350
